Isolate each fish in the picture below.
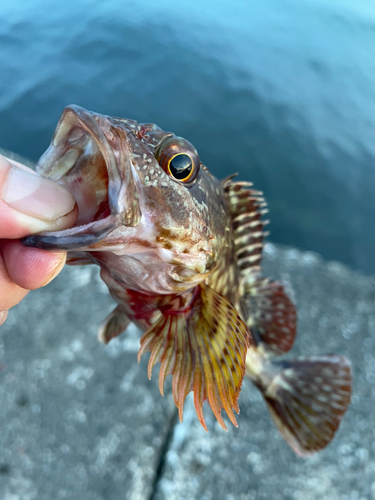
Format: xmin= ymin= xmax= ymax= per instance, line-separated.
xmin=23 ymin=105 xmax=352 ymax=456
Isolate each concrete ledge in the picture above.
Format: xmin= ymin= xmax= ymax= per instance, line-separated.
xmin=0 ymin=241 xmax=374 ymax=497
xmin=0 ymin=266 xmax=176 ymax=500
xmin=154 ymin=245 xmax=375 ymax=500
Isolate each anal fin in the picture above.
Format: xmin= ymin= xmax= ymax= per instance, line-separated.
xmin=254 ymin=355 xmax=352 ymax=456
xmin=138 ymin=283 xmax=251 ymax=431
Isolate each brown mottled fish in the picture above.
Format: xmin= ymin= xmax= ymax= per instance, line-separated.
xmin=23 ymin=105 xmax=352 ymax=456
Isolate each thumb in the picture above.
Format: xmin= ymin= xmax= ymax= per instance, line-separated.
xmin=0 ymin=154 xmax=77 ymax=239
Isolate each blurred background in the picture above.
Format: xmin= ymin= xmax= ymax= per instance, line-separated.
xmin=1 ymin=2 xmax=375 ymax=500
xmin=1 ymin=0 xmax=374 ymax=274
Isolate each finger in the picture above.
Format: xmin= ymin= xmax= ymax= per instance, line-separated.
xmin=3 ymin=156 xmax=38 ymax=174
xmin=0 ymin=154 xmax=78 ymax=239
xmin=0 ymin=250 xmax=29 ymax=311
xmin=1 ymin=240 xmax=66 ymax=290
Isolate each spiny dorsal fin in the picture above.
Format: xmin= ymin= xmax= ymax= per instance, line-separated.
xmin=247 ymin=280 xmax=297 ymax=355
xmin=259 ymin=355 xmax=352 ymax=456
xmin=137 ymin=283 xmax=251 ymax=431
xmin=224 ymin=181 xmax=269 ymax=282
xmin=224 ymin=180 xmax=297 ymax=355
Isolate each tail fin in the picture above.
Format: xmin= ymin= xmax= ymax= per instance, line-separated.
xmin=247 ymin=353 xmax=352 ymax=456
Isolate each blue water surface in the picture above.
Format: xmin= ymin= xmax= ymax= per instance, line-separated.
xmin=1 ymin=0 xmax=374 ymax=273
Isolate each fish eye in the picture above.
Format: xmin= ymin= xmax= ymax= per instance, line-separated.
xmin=168 ymin=153 xmax=194 ymax=181
xmin=155 ymin=136 xmax=200 ymax=184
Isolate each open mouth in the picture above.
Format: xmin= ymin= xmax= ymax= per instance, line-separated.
xmin=47 ymin=127 xmax=110 ymax=225
xmin=23 ymin=106 xmax=127 ymax=250
xmin=38 ymin=105 xmax=119 ymax=226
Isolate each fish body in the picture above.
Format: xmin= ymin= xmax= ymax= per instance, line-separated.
xmin=24 ymin=106 xmax=352 ymax=455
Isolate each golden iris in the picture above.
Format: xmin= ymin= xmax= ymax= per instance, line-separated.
xmin=155 ymin=136 xmax=200 ymax=184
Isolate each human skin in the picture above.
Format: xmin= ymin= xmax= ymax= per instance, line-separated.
xmin=0 ymin=154 xmax=78 ymax=325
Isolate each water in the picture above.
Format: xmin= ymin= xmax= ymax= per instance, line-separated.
xmin=1 ymin=0 xmax=374 ymax=274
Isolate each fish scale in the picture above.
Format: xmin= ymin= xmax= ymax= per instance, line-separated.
xmin=23 ymin=105 xmax=352 ymax=456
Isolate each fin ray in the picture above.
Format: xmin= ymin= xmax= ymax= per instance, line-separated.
xmin=246 ymin=280 xmax=297 ymax=355
xmin=256 ymin=355 xmax=352 ymax=456
xmin=138 ymin=283 xmax=251 ymax=430
xmin=224 ymin=181 xmax=268 ymax=293
xmin=98 ymin=305 xmax=131 ymax=344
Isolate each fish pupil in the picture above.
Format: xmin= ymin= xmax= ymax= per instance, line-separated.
xmin=169 ymin=154 xmax=193 ymax=180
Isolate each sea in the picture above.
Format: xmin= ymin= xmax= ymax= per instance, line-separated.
xmin=1 ymin=0 xmax=374 ymax=274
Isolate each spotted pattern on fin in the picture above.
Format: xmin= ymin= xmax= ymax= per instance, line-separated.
xmin=224 ymin=181 xmax=269 ymax=282
xmin=206 ymin=226 xmax=242 ymax=313
xmin=223 ymin=180 xmax=297 ymax=356
xmin=247 ymin=280 xmax=297 ymax=355
xmin=263 ymin=355 xmax=352 ymax=456
xmin=137 ymin=283 xmax=251 ymax=431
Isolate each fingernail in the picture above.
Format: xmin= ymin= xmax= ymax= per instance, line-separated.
xmin=2 ymin=166 xmax=75 ymax=221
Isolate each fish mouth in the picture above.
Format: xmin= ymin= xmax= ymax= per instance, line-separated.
xmin=23 ymin=105 xmax=138 ymax=251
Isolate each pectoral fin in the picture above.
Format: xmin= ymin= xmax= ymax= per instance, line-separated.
xmin=137 ymin=283 xmax=251 ymax=431
xmin=98 ymin=305 xmax=131 ymax=344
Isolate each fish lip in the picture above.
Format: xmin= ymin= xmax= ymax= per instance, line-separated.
xmin=22 ymin=215 xmax=120 ymax=251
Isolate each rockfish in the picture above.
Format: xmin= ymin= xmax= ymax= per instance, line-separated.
xmin=23 ymin=105 xmax=352 ymax=456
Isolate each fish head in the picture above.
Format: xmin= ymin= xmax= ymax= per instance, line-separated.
xmin=25 ymin=105 xmax=229 ymax=288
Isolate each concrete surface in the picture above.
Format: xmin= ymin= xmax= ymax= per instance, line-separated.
xmin=155 ymin=245 xmax=375 ymax=500
xmin=0 ymin=241 xmax=374 ymax=500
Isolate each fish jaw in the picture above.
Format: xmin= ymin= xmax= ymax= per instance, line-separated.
xmin=23 ymin=105 xmax=142 ymax=250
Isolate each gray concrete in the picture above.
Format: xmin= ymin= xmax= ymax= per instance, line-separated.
xmin=1 ymin=242 xmax=374 ymax=500
xmin=155 ymin=245 xmax=375 ymax=500
xmin=0 ymin=267 xmax=176 ymax=500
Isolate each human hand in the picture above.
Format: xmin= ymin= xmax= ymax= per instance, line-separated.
xmin=0 ymin=154 xmax=78 ymax=325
